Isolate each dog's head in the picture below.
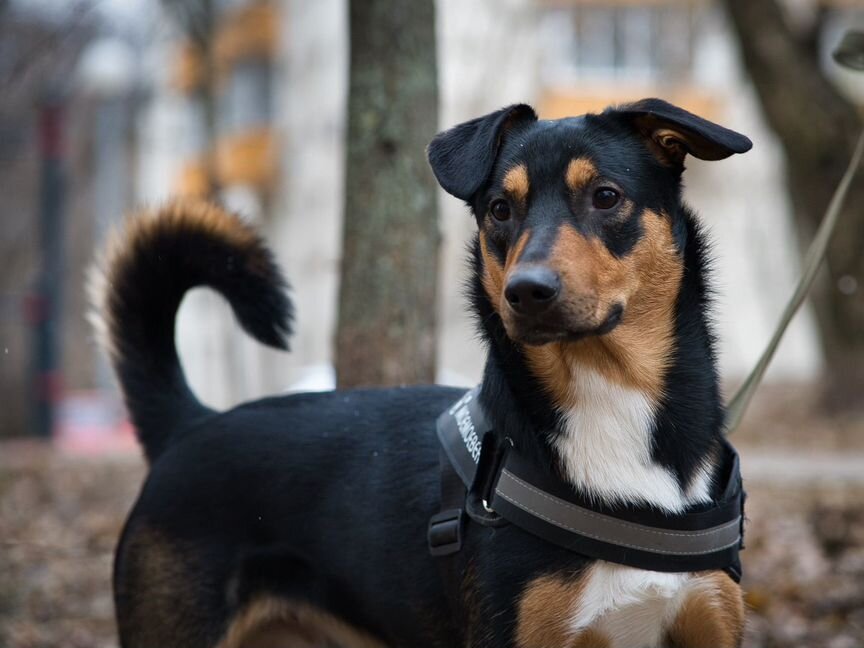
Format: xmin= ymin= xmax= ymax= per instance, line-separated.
xmin=428 ymin=99 xmax=751 ymax=348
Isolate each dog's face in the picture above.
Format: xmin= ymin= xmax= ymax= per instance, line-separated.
xmin=469 ymin=116 xmax=676 ymax=346
xmin=429 ymin=99 xmax=751 ymax=347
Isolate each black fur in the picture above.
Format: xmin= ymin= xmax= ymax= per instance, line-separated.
xmin=105 ymin=100 xmax=750 ymax=647
xmin=99 ymin=206 xmax=293 ymax=462
xmin=610 ymin=98 xmax=753 ymax=162
xmin=427 ymin=104 xmax=537 ymax=201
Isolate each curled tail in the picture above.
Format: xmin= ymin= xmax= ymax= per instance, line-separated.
xmin=89 ymin=200 xmax=293 ymax=463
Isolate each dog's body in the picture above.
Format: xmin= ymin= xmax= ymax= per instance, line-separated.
xmin=96 ymin=100 xmax=751 ymax=648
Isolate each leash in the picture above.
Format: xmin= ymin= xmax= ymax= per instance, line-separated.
xmin=725 ymin=130 xmax=864 ymax=434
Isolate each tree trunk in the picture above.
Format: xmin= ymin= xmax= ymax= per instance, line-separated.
xmin=335 ymin=0 xmax=440 ymax=388
xmin=723 ymin=0 xmax=864 ymax=409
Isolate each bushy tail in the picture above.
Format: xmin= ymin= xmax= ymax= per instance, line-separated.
xmin=89 ymin=200 xmax=293 ymax=463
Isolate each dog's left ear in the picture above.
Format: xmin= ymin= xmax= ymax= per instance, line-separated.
xmin=427 ymin=104 xmax=538 ymax=201
xmin=611 ymin=98 xmax=752 ymax=166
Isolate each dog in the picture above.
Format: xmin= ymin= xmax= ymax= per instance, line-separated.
xmin=92 ymin=98 xmax=752 ymax=648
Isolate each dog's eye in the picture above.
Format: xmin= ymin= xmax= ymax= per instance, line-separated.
xmin=490 ymin=200 xmax=511 ymax=222
xmin=592 ymin=188 xmax=620 ymax=210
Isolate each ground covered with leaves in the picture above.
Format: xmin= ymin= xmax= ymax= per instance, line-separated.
xmin=0 ymin=443 xmax=143 ymax=648
xmin=2 ymin=393 xmax=864 ymax=647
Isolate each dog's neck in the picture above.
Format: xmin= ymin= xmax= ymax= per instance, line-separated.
xmin=473 ymin=210 xmax=724 ymax=514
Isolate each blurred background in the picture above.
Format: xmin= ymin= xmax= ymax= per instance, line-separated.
xmin=1 ymin=0 xmax=864 ymax=646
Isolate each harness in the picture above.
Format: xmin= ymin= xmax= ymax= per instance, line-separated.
xmin=428 ymin=387 xmax=745 ymax=582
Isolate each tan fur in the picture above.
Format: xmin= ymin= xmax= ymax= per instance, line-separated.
xmin=115 ymin=526 xmax=214 ymax=647
xmin=461 ymin=561 xmax=496 ymax=648
xmin=654 ymin=129 xmax=687 ymax=159
xmin=217 ymin=597 xmax=386 ymax=648
xmin=516 ymin=573 xmax=615 ymax=648
xmin=479 ymin=228 xmax=530 ymax=311
xmin=643 ymin=127 xmax=687 ymax=166
xmin=570 ymin=628 xmax=612 ymax=648
xmin=565 ymin=158 xmax=597 ymax=191
xmin=523 ymin=210 xmax=682 ymax=404
xmin=516 ymin=574 xmax=589 ymax=648
xmin=503 ymin=163 xmax=530 ymax=206
xmin=506 ymin=229 xmax=531 ymax=275
xmin=117 ymin=525 xmax=387 ymax=648
xmin=666 ymin=572 xmax=745 ymax=648
xmin=480 ymin=231 xmax=505 ymax=306
xmin=633 ymin=115 xmax=710 ymax=166
xmin=517 ymin=570 xmax=742 ymax=648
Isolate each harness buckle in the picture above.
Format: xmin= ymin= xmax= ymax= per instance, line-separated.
xmin=428 ymin=509 xmax=465 ymax=556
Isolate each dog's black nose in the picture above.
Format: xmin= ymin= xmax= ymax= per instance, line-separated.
xmin=504 ymin=267 xmax=560 ymax=315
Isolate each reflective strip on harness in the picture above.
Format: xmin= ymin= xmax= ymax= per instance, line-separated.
xmin=434 ymin=386 xmax=745 ymax=577
xmin=494 ymin=469 xmax=741 ymax=556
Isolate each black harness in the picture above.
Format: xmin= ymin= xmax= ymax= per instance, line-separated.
xmin=428 ymin=387 xmax=745 ymax=582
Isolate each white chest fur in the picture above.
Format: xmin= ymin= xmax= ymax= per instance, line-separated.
xmin=552 ymin=367 xmax=716 ymax=645
xmin=553 ymin=366 xmax=712 ymax=514
xmin=571 ymin=563 xmax=701 ymax=648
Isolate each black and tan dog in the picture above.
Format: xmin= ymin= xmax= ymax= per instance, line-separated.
xmin=93 ymin=98 xmax=751 ymax=647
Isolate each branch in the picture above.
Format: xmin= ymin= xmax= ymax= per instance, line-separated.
xmin=723 ymin=0 xmax=861 ymax=161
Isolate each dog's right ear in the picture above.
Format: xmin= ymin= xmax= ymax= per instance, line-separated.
xmin=427 ymin=104 xmax=537 ymax=201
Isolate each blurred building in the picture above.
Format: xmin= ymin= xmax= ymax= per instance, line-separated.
xmin=3 ymin=0 xmax=863 ymax=437
xmin=135 ymin=0 xmax=864 ymax=410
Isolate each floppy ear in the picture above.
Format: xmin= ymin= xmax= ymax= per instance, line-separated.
xmin=427 ymin=104 xmax=538 ymax=201
xmin=611 ymin=98 xmax=752 ymax=166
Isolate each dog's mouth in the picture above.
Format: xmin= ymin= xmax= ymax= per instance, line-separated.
xmin=508 ymin=304 xmax=624 ymax=347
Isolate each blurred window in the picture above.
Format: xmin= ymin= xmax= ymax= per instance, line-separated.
xmin=539 ymin=2 xmax=701 ymax=85
xmin=218 ymin=58 xmax=272 ymax=135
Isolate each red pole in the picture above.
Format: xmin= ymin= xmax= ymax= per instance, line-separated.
xmin=30 ymin=96 xmax=66 ymax=438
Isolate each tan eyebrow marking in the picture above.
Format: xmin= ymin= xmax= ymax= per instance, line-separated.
xmin=502 ymin=164 xmax=530 ymax=205
xmin=565 ymin=158 xmax=597 ymax=191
